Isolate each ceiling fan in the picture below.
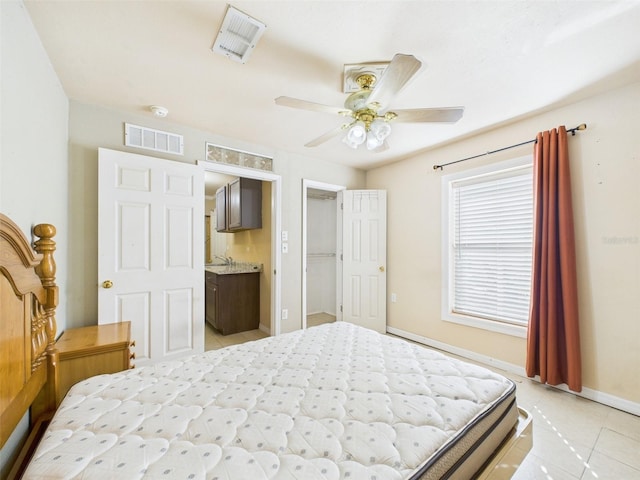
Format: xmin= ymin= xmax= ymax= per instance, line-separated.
xmin=275 ymin=53 xmax=464 ymax=151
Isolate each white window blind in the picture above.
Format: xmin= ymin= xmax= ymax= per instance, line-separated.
xmin=451 ymin=164 xmax=533 ymax=325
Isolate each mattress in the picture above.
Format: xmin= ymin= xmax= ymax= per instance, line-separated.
xmin=24 ymin=322 xmax=517 ymax=479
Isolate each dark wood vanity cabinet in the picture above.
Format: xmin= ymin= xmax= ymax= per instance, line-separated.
xmin=215 ymin=178 xmax=262 ymax=232
xmin=205 ymin=271 xmax=219 ymax=330
xmin=205 ymin=271 xmax=260 ymax=335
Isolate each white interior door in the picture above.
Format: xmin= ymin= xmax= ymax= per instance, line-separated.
xmin=98 ymin=148 xmax=204 ymax=364
xmin=339 ymin=190 xmax=387 ymax=333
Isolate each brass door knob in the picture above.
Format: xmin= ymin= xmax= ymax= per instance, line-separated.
xmin=102 ymin=280 xmax=113 ymax=289
xmin=379 ymin=266 xmax=385 ymax=272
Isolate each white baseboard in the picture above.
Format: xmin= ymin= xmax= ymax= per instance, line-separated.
xmin=307 ymin=310 xmax=337 ymax=317
xmin=259 ymin=323 xmax=271 ymax=336
xmin=387 ymin=326 xmax=640 ymax=417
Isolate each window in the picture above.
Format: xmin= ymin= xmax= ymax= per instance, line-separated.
xmin=441 ymin=156 xmax=533 ymax=337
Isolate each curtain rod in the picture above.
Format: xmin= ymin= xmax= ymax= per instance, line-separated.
xmin=432 ymin=123 xmax=587 ymax=171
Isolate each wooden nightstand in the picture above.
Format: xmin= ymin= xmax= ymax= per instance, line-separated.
xmin=55 ymin=321 xmax=134 ymax=404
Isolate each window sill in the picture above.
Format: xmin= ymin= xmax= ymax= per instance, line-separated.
xmin=442 ymin=312 xmax=527 ymax=338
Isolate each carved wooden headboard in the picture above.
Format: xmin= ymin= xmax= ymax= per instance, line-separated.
xmin=0 ymin=213 xmax=58 ymax=449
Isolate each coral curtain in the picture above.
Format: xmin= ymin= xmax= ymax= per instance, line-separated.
xmin=526 ymin=126 xmax=582 ymax=392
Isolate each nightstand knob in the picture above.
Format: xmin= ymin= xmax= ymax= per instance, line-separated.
xmin=130 ymin=352 xmax=136 ymax=360
xmin=130 ymin=340 xmax=136 ymax=347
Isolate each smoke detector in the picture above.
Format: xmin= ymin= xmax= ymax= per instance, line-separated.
xmin=150 ymin=105 xmax=169 ymax=118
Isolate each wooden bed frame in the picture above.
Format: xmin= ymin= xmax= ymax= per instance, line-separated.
xmin=1 ymin=214 xmax=58 ymax=476
xmin=0 ymin=212 xmax=531 ymax=478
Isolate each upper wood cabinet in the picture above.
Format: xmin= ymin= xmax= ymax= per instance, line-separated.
xmin=216 ymin=178 xmax=262 ymax=232
xmin=215 ymin=185 xmax=228 ymax=232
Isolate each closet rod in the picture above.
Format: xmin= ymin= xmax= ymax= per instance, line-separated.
xmin=433 ymin=123 xmax=587 ymax=171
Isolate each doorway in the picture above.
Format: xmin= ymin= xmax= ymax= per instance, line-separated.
xmin=301 ymin=179 xmax=345 ymax=329
xmin=200 ymin=161 xmax=282 ymax=340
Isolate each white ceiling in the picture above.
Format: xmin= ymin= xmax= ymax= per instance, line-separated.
xmin=24 ymin=1 xmax=640 ymax=170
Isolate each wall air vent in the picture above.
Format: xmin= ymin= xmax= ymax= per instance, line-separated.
xmin=124 ymin=123 xmax=184 ymax=156
xmin=212 ymin=6 xmax=266 ymax=64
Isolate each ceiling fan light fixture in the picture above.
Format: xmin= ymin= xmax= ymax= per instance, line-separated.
xmin=344 ymin=90 xmax=372 ymax=111
xmin=366 ymin=130 xmax=383 ymax=150
xmin=370 ymin=118 xmax=391 ymax=141
xmin=276 ymin=54 xmax=464 ymax=153
xmin=343 ymin=121 xmax=367 ymax=148
xmin=343 ymin=63 xmax=389 ymax=93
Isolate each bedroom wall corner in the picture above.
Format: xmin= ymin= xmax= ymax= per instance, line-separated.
xmin=0 ymin=1 xmax=69 ymax=475
xmin=365 ymin=80 xmax=640 ymax=409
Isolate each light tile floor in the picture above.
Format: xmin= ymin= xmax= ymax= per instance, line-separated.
xmin=404 ymin=341 xmax=640 ymax=479
xmin=204 ymin=321 xmax=640 ymax=479
xmin=506 ymin=373 xmax=640 ymax=479
xmin=204 ymin=313 xmax=335 ymax=351
xmin=307 ymin=312 xmax=336 ymax=327
xmin=204 ymin=323 xmax=268 ymax=351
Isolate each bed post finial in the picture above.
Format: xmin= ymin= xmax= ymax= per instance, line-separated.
xmin=33 ymin=223 xmax=58 ymax=355
xmin=33 ymin=223 xmax=56 ymax=287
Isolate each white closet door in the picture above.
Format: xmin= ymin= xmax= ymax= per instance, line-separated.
xmin=340 ymin=190 xmax=387 ymax=333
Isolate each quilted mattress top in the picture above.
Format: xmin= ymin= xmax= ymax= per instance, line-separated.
xmin=24 ymin=322 xmax=514 ymax=479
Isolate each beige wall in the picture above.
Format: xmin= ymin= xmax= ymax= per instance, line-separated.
xmin=366 ymin=81 xmax=640 ymax=406
xmin=0 ymin=1 xmax=69 ymax=474
xmin=67 ymin=101 xmax=366 ymax=332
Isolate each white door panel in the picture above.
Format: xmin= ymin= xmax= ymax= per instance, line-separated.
xmin=99 ymin=148 xmax=204 ymax=364
xmin=340 ymin=190 xmax=387 ymax=333
xmin=117 ymin=292 xmax=151 ymax=360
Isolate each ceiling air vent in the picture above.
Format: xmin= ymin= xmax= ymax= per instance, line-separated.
xmin=212 ymin=6 xmax=266 ymax=64
xmin=124 ymin=123 xmax=184 ymax=156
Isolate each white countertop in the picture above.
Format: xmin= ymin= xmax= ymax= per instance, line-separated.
xmin=205 ymin=263 xmax=262 ymax=275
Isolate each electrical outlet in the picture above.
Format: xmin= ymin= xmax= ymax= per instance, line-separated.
xmin=281 ymin=230 xmax=288 ymax=241
xmin=281 ymin=308 xmax=288 ymax=320
xmin=391 ymin=293 xmax=397 ymax=303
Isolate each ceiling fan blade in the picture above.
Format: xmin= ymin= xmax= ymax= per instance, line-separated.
xmin=304 ymin=125 xmax=346 ymax=147
xmin=393 ymin=107 xmax=464 ymax=123
xmin=275 ymin=96 xmax=348 ymax=116
xmin=366 ymin=53 xmax=422 ymax=108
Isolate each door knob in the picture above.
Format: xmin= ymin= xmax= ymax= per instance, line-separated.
xmin=102 ymin=280 xmax=113 ymax=289
xmin=379 ymin=266 xmax=385 ymax=272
